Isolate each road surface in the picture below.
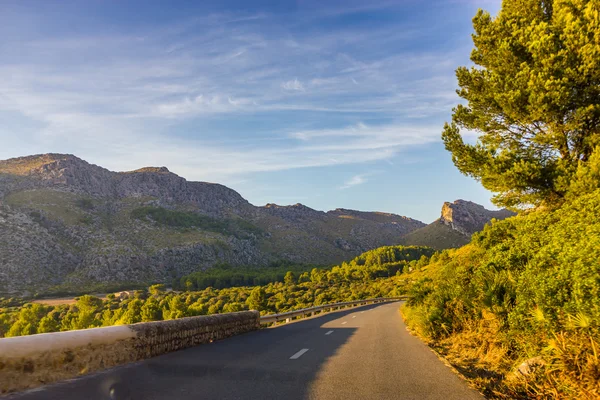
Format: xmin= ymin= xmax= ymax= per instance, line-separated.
xmin=6 ymin=302 xmax=484 ymax=400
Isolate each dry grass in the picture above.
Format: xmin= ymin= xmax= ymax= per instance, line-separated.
xmin=402 ymin=305 xmax=600 ymax=399
xmin=31 ymin=294 xmax=109 ymax=306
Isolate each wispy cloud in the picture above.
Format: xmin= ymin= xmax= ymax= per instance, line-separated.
xmin=291 ymin=122 xmax=440 ymax=151
xmin=340 ymin=173 xmax=370 ymax=189
xmin=281 ymin=78 xmax=305 ymax=91
xmin=0 ymin=8 xmax=464 ymax=182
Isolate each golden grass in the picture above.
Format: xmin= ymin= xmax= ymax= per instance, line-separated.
xmin=402 ymin=304 xmax=600 ymax=399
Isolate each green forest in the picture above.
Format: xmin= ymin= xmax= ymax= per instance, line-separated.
xmin=175 ymin=245 xmax=435 ymax=291
xmin=0 ymin=245 xmax=432 ymax=338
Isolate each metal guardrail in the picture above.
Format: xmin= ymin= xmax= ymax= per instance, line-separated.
xmin=259 ymin=296 xmax=407 ymax=325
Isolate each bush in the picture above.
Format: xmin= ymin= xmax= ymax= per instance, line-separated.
xmin=404 ymin=190 xmax=600 ymax=398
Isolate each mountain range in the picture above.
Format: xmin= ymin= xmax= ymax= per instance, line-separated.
xmin=0 ymin=154 xmax=514 ymax=295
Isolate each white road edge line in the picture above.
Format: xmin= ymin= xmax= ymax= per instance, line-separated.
xmin=341 ymin=321 xmax=347 ymax=325
xmin=290 ymin=348 xmax=309 ymax=360
xmin=325 ymin=330 xmax=334 ymax=335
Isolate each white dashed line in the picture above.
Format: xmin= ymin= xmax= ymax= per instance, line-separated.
xmin=352 ymin=316 xmax=356 ymax=318
xmin=325 ymin=330 xmax=334 ymax=335
xmin=341 ymin=321 xmax=347 ymax=325
xmin=360 ymin=311 xmax=365 ymax=313
xmin=290 ymin=348 xmax=309 ymax=360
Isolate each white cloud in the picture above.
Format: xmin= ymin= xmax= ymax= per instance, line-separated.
xmin=339 ymin=173 xmax=370 ymax=190
xmin=281 ymin=78 xmax=305 ymax=91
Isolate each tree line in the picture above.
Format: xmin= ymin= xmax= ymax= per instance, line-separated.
xmin=0 ymin=246 xmax=432 ymax=338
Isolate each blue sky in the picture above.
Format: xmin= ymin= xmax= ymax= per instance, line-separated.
xmin=0 ymin=0 xmax=501 ymax=223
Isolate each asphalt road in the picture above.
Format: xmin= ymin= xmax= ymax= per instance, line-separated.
xmin=6 ymin=302 xmax=484 ymax=400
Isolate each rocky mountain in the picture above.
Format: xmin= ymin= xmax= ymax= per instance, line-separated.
xmin=0 ymin=154 xmax=253 ymax=216
xmin=402 ymin=200 xmax=516 ymax=250
xmin=0 ymin=154 xmax=427 ymax=295
xmin=0 ymin=154 xmax=516 ymax=295
xmin=440 ymin=200 xmax=515 ymax=236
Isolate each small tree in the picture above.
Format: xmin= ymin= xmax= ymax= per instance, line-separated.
xmin=284 ymin=271 xmax=296 ymax=286
xmin=164 ymin=296 xmax=188 ymax=320
xmin=298 ymin=272 xmax=310 ymax=283
xmin=140 ymin=298 xmax=163 ymax=322
xmin=184 ymin=279 xmax=195 ymax=292
xmin=246 ymin=287 xmax=268 ymax=311
xmin=0 ymin=313 xmax=12 ymax=337
xmin=222 ymin=302 xmax=245 ymax=313
xmin=310 ymin=268 xmax=324 ymax=284
xmin=149 ymin=284 xmax=165 ymax=296
xmin=38 ymin=312 xmax=61 ymax=333
xmin=118 ymin=299 xmax=143 ymax=324
xmin=5 ymin=304 xmax=47 ymax=337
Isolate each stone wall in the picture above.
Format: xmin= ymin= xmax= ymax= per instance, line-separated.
xmin=0 ymin=311 xmax=260 ymax=394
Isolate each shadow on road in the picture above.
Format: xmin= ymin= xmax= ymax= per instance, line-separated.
xmin=7 ymin=302 xmax=395 ymax=400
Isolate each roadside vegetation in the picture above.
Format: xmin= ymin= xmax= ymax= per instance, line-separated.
xmin=403 ymin=1 xmax=600 ymax=398
xmin=404 ymin=191 xmax=600 ymax=398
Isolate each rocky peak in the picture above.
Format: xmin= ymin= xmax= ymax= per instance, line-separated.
xmin=0 ymin=153 xmax=102 ymax=177
xmin=127 ymin=167 xmax=171 ymax=174
xmin=0 ymin=154 xmax=251 ymax=216
xmin=261 ymin=203 xmax=325 ymax=221
xmin=440 ymin=199 xmax=516 ymax=236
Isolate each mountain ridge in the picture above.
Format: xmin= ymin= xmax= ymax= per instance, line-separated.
xmin=0 ymin=153 xmax=513 ymax=295
xmin=0 ymin=154 xmax=426 ymax=222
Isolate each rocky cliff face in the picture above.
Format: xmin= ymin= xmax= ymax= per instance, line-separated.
xmin=401 ymin=200 xmax=516 ymax=250
xmin=440 ymin=200 xmax=516 ymax=236
xmin=0 ymin=154 xmax=428 ymax=295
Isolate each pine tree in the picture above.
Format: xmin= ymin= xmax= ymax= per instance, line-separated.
xmin=284 ymin=271 xmax=296 ymax=286
xmin=140 ymin=298 xmax=163 ymax=322
xmin=246 ymin=287 xmax=268 ymax=311
xmin=443 ymin=0 xmax=600 ymax=209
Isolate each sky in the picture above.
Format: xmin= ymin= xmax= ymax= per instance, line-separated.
xmin=0 ymin=0 xmax=502 ymax=223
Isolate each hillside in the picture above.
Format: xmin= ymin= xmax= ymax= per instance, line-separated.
xmin=401 ymin=200 xmax=515 ymax=249
xmin=401 ymin=221 xmax=470 ymax=249
xmin=404 ymin=189 xmax=600 ymax=398
xmin=0 ymin=154 xmax=428 ymax=295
